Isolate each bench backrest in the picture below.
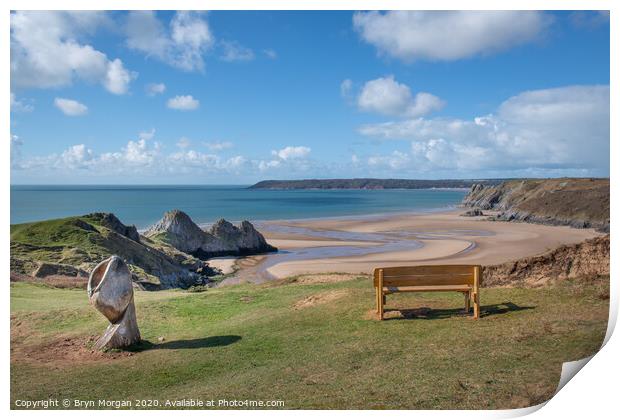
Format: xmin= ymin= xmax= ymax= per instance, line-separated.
xmin=373 ymin=265 xmax=481 ymax=288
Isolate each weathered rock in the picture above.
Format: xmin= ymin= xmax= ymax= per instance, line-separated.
xmin=145 ymin=209 xmax=207 ymax=253
xmin=32 ymin=262 xmax=88 ymax=278
xmin=88 ymin=212 xmax=140 ymax=243
xmin=483 ymin=235 xmax=609 ymax=287
xmin=88 ymin=256 xmax=141 ymax=349
xmin=145 ymin=210 xmax=277 ymax=259
xmin=461 ymin=209 xmax=484 ymax=217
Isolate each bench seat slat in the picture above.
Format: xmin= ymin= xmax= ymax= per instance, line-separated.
xmin=383 ymin=285 xmax=472 ymax=294
xmin=377 ymin=265 xmax=479 ymax=276
xmin=381 ymin=276 xmax=474 ymax=287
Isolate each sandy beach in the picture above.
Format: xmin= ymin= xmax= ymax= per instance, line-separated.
xmin=219 ymin=210 xmax=602 ymax=282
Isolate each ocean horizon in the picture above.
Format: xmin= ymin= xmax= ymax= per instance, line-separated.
xmin=10 ymin=184 xmax=467 ymax=229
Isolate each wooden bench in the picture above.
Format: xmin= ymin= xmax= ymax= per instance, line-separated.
xmin=373 ymin=265 xmax=481 ymax=320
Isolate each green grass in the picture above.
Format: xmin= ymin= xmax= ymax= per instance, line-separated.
xmin=10 ymin=277 xmax=608 ymax=409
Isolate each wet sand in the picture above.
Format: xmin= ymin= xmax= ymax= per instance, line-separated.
xmin=219 ymin=210 xmax=601 ymax=284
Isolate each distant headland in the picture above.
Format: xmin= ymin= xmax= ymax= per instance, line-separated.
xmin=249 ymin=178 xmax=507 ymax=190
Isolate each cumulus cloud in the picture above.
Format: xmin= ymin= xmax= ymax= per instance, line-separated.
xmin=359 ymin=85 xmax=609 ymax=176
xmin=104 ymin=58 xmax=134 ymax=94
xmin=220 ymin=40 xmax=255 ymax=62
xmin=60 ymin=144 xmax=95 ymax=168
xmin=357 ymin=76 xmax=444 ymax=117
xmin=353 ymin=11 xmax=551 ymax=62
xmin=12 ymin=131 xmax=251 ymax=178
xmin=167 ymin=95 xmax=200 ymax=110
xmin=145 ymin=82 xmax=166 ymax=96
xmin=54 ymin=98 xmax=88 ymax=116
xmin=125 ymin=11 xmax=214 ymax=71
xmin=11 ymin=11 xmax=135 ymax=94
xmin=272 ymin=146 xmax=311 ymax=160
xmin=10 ymin=92 xmax=34 ymax=112
xmin=205 ymin=141 xmax=233 ymax=151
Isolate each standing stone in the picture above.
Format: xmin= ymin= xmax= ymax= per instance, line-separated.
xmin=88 ymin=256 xmax=141 ymax=350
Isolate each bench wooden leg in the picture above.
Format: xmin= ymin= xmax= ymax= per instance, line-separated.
xmin=464 ymin=292 xmax=471 ymax=313
xmin=473 ymin=292 xmax=480 ymax=320
xmin=375 ymin=287 xmax=380 ymax=314
xmin=378 ymin=289 xmax=384 ymax=320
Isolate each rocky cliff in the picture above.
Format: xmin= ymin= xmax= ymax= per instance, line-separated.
xmin=145 ymin=210 xmax=277 ymax=259
xmin=462 ymin=178 xmax=609 ymax=232
xmin=483 ymin=235 xmax=609 ymax=287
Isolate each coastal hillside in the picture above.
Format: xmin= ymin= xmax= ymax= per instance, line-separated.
xmin=484 ymin=235 xmax=610 ymax=287
xmin=10 ymin=211 xmax=276 ymax=290
xmin=462 ymin=178 xmax=609 ymax=232
xmin=250 ymin=178 xmax=505 ymax=190
xmin=10 ymin=213 xmax=210 ymax=290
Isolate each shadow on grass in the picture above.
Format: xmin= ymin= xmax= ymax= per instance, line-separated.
xmin=384 ymin=302 xmax=535 ymax=320
xmin=128 ymin=335 xmax=242 ymax=352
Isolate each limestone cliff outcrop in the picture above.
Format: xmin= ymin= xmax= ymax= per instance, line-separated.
xmin=462 ymin=178 xmax=609 ymax=232
xmin=145 ymin=210 xmax=277 ymax=259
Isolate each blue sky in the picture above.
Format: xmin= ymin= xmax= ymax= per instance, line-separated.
xmin=10 ymin=10 xmax=610 ymax=184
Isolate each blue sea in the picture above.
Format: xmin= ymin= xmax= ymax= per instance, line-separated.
xmin=10 ymin=185 xmax=467 ymax=229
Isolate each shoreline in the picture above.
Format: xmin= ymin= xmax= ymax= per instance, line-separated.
xmin=216 ymin=209 xmax=602 ymax=284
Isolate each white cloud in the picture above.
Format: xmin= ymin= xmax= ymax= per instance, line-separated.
xmin=220 ymin=40 xmax=255 ymax=62
xmin=54 ymin=98 xmax=88 ymax=116
xmin=11 ymin=11 xmax=134 ymax=94
xmin=272 ymin=146 xmax=311 ymax=160
xmin=167 ymin=95 xmax=199 ymax=111
xmin=60 ymin=144 xmax=95 ymax=168
xmin=139 ymin=129 xmax=156 ymax=140
xmin=104 ymin=58 xmax=135 ymax=94
xmin=263 ymin=49 xmax=277 ymax=59
xmin=358 ymin=85 xmax=610 ymax=175
xmin=125 ymin=11 xmax=214 ymax=71
xmin=12 ymin=130 xmax=251 ymax=178
xmin=146 ymin=82 xmax=166 ymax=96
xmin=353 ymin=11 xmax=551 ymax=62
xmin=357 ymin=76 xmax=444 ymax=117
xmin=258 ymin=160 xmax=281 ymax=171
xmin=10 ymin=92 xmax=34 ymax=112
xmin=177 ymin=137 xmax=192 ymax=149
xmin=205 ymin=141 xmax=233 ymax=151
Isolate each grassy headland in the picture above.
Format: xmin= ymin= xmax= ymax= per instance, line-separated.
xmin=11 ymin=274 xmax=608 ymax=409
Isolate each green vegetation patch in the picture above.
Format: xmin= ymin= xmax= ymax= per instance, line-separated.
xmin=10 ymin=276 xmax=608 ymax=409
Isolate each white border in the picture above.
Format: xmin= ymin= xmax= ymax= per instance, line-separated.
xmin=3 ymin=1 xmax=617 ymax=419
